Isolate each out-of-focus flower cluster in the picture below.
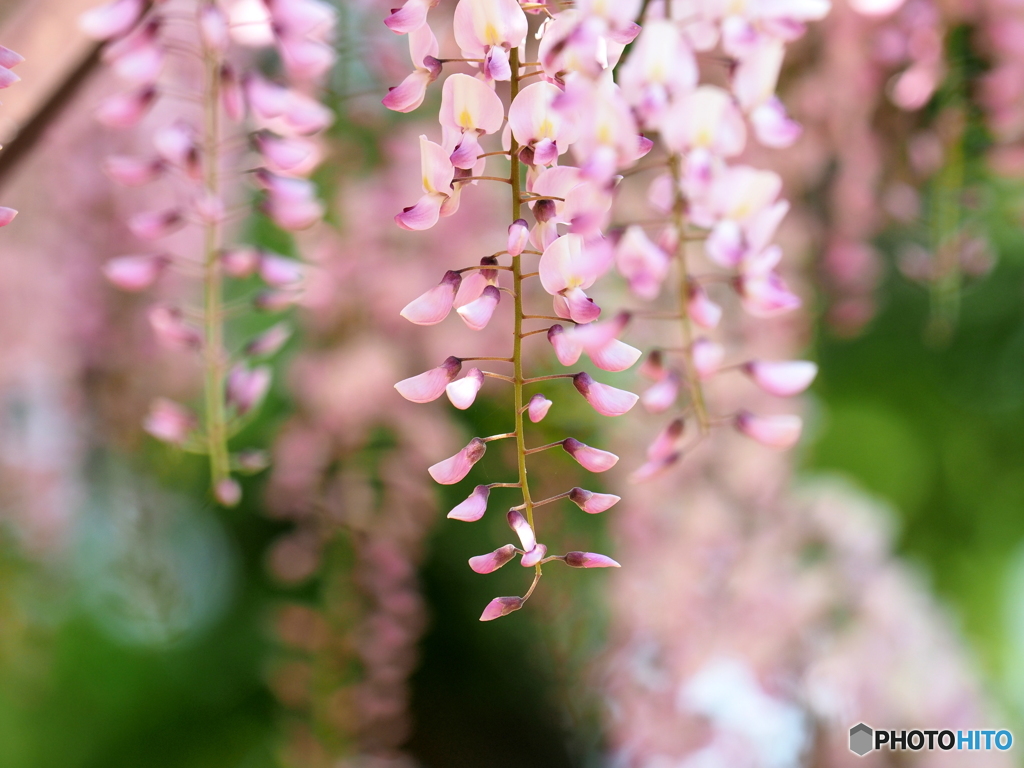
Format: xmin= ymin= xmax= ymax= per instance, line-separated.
xmin=81 ymin=0 xmax=335 ymax=505
xmin=0 ymin=44 xmax=23 ymax=228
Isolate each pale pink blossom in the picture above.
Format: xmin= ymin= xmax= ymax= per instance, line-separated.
xmin=394 ymin=356 xmax=463 ymax=403
xmin=641 ymin=372 xmax=680 ymax=413
xmin=428 ymin=438 xmax=487 ymax=484
xmin=446 ymin=368 xmax=485 ymax=409
xmin=245 ymin=323 xmax=293 ymax=357
xmin=691 ymin=339 xmax=724 ymax=379
xmin=751 ymin=96 xmax=803 ymax=148
xmin=687 ymin=282 xmax=723 ymax=329
xmin=102 ymin=20 xmax=164 ymax=84
xmin=509 ymin=82 xmax=578 ymax=166
xmin=395 ymin=136 xmax=461 ymax=231
xmin=452 ymin=0 xmax=528 ymax=81
xmin=256 ymin=171 xmax=325 ymax=230
xmin=148 ymin=305 xmax=202 ymax=349
xmin=0 ymin=208 xmax=17 ymax=227
xmin=539 ymin=234 xmax=612 ymax=323
xmin=661 ymin=85 xmax=747 ymax=157
xmin=383 ymin=25 xmax=441 ymax=113
xmin=440 ymin=73 xmax=505 ymax=168
xmin=507 ymin=219 xmax=529 ymax=256
xmin=215 ymin=478 xmax=242 ymax=507
xmin=618 ymin=20 xmax=698 ymax=125
xmin=129 ymin=209 xmax=183 ymax=241
xmin=103 ymin=155 xmax=164 ymax=186
xmin=227 ymin=364 xmax=273 ymax=415
xmin=615 ymin=226 xmax=671 ymax=300
xmin=95 ymin=85 xmax=157 ymax=128
xmin=548 ymin=324 xmax=583 ymax=366
xmin=385 ymin=0 xmax=440 ymax=34
xmin=79 ymin=0 xmax=145 ymax=40
xmin=646 ymin=417 xmax=685 ymax=462
xmin=450 ymin=485 xmax=491 ymax=522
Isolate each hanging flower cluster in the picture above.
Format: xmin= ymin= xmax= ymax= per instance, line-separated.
xmin=384 ymin=0 xmax=647 ymax=621
xmin=80 ymin=0 xmax=334 ymax=505
xmin=0 ymin=44 xmax=23 ymax=229
xmin=573 ymin=0 xmax=829 ymax=478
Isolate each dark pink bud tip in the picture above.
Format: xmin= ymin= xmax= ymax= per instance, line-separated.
xmin=564 ymin=551 xmax=620 ymax=568
xmin=480 ymin=596 xmax=524 ymax=621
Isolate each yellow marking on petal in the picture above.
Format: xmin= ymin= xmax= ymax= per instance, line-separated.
xmin=538 ymin=118 xmax=554 ymax=138
xmin=459 ymin=108 xmax=475 ymax=129
xmin=484 ymin=23 xmax=500 ymax=45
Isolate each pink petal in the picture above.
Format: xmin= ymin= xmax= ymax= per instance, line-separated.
xmin=739 ymin=270 xmax=802 ymax=317
xmin=687 ymin=283 xmax=722 ymax=329
xmin=705 ymin=220 xmax=745 ymax=268
xmin=528 ymin=394 xmax=552 ymax=423
xmin=735 ymin=411 xmax=803 ymax=449
xmin=751 ymin=96 xmax=803 ymax=148
xmin=278 ymin=36 xmax=337 ymax=81
xmin=227 ymin=364 xmax=273 ymax=415
xmin=589 ymin=339 xmax=642 ymax=372
xmin=453 ymin=0 xmax=528 ymax=56
xmin=446 ymin=368 xmax=485 ymax=409
xmin=691 ymin=339 xmax=724 ymax=379
xmin=615 ymin=225 xmax=670 ymax=300
xmin=0 ymin=65 xmax=21 ymax=89
xmin=420 ymin=134 xmax=456 ymax=196
xmin=215 ymin=478 xmax=242 ymax=507
xmin=744 ymin=360 xmax=818 ymax=396
xmin=479 ymin=596 xmax=523 ymax=621
xmin=449 ymin=485 xmax=491 ymax=522
xmin=647 ymin=418 xmax=685 ymax=462
xmin=440 ymin=73 xmax=505 ymax=135
xmin=428 ymin=438 xmax=487 ymax=484
xmin=259 ymin=254 xmax=305 ymax=287
xmin=640 ymin=350 xmax=667 ymax=381
xmin=255 ymin=133 xmax=315 ymax=172
xmin=571 ymin=311 xmax=630 ymax=351
xmin=395 ymin=356 xmax=462 ymax=403
xmin=383 ymin=69 xmax=434 ymax=113
xmin=573 ymin=372 xmax=638 ymax=416
xmin=396 ymin=194 xmax=445 ymax=230
xmin=402 ymin=270 xmax=461 ymax=325
xmin=245 ymin=322 xmax=292 ymax=357
xmin=143 ymin=398 xmax=196 ymax=445
xmin=95 ymin=85 xmax=157 ymax=128
xmin=456 ymin=285 xmax=500 ymax=330
xmin=521 ymin=544 xmax=547 ymax=567
xmin=564 ymin=551 xmax=620 ymax=568
xmin=563 ymin=286 xmax=601 ymax=324
xmin=0 ymin=208 xmax=18 ymax=227
xmin=454 ymin=263 xmax=496 ymax=307
xmin=0 ymin=46 xmax=24 ymax=70
xmin=199 ymin=4 xmax=230 ymax=51
xmin=148 ymin=305 xmax=202 ymax=349
xmin=507 ymin=509 xmax=537 ymax=551
xmin=507 ymin=219 xmax=529 ymax=257
xmin=385 ymin=0 xmax=434 ymax=33
xmin=548 ymin=324 xmax=583 ymax=366
xmin=568 ymin=487 xmax=620 ymax=514
xmin=103 ymin=254 xmax=168 ymax=291
xmin=641 ymin=373 xmax=679 ymax=413
xmin=222 ymin=247 xmax=262 ymax=278
xmin=128 ymin=209 xmax=183 ymax=240
xmin=221 ymin=65 xmax=245 ymax=122
xmin=79 ymin=0 xmax=144 ymax=40
xmin=104 ymin=155 xmax=164 ymax=186
xmin=562 ymin=438 xmax=619 ymax=472
xmin=245 ymin=74 xmax=290 ymax=119
xmin=631 ymin=452 xmax=681 ymax=482
xmin=484 ymin=45 xmax=512 ymax=81
xmin=469 ymin=543 xmax=516 ymax=573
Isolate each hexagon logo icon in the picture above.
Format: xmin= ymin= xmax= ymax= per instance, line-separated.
xmin=850 ymin=723 xmax=874 ymax=757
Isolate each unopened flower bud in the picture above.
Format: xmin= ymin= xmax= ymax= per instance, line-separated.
xmin=692 ymin=338 xmax=724 ymax=379
xmin=402 ymin=270 xmax=462 ymax=325
xmin=446 ymin=368 xmax=485 ymax=410
xmin=734 ymin=411 xmax=803 ymax=449
xmin=148 ymin=305 xmax=202 ymax=349
xmin=428 ymin=437 xmax=486 ymax=484
xmin=562 ymin=438 xmax=619 ymax=473
xmin=479 ymin=596 xmax=523 ymax=621
xmin=743 ymin=360 xmax=817 ymax=397
xmin=469 ymin=544 xmax=517 ymax=574
xmin=507 ymin=219 xmax=529 ymax=256
xmin=521 ymin=543 xmax=547 ymax=567
xmin=103 ymin=253 xmax=168 ymax=291
xmin=103 ymin=155 xmax=164 ymax=186
xmin=143 ymin=398 xmax=196 ymax=445
xmin=457 ymin=284 xmax=500 ymax=330
xmin=449 ymin=485 xmax=490 ymax=522
xmin=79 ymin=0 xmax=145 ymax=40
xmin=215 ymin=477 xmax=242 ymax=507
xmin=564 ymin=551 xmax=620 ymax=568
xmin=647 ymin=418 xmax=685 ymax=462
xmin=227 ymin=364 xmax=272 ymax=415
xmin=573 ymin=372 xmax=638 ymax=417
xmin=568 ymin=487 xmax=620 ymax=514
xmin=687 ymin=282 xmax=722 ymax=329
xmin=199 ymin=3 xmax=230 ymax=52
xmin=527 ymin=393 xmax=552 ymax=423
xmin=641 ymin=371 xmax=679 ymax=413
xmin=548 ymin=324 xmax=583 ymax=366
xmin=129 ymin=209 xmax=184 ymax=241
xmin=507 ymin=509 xmax=537 ymax=552
xmin=96 ymin=85 xmax=157 ymax=128
xmin=221 ymin=247 xmax=262 ymax=278
xmin=233 ymin=449 xmax=270 ymax=474
xmin=395 ymin=356 xmax=462 ymax=403
xmin=0 ymin=208 xmax=17 ymax=227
